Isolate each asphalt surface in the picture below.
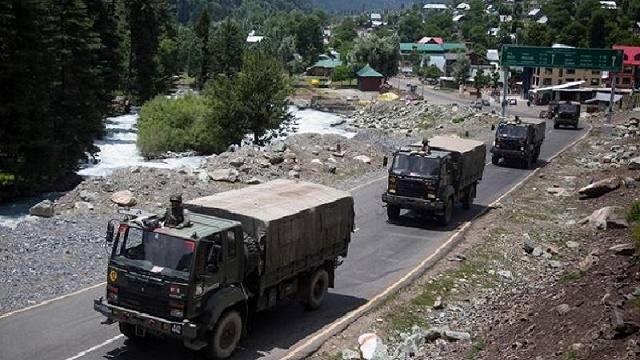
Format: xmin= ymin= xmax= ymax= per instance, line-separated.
xmin=0 ymin=86 xmax=587 ymax=360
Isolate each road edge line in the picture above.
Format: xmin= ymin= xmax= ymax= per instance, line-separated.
xmin=282 ymin=123 xmax=593 ymax=360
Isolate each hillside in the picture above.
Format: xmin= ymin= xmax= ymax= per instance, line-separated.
xmin=311 ymin=0 xmax=420 ymax=12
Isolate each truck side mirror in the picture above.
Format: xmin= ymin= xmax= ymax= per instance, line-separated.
xmin=106 ymin=219 xmax=120 ymax=243
xmin=382 ymin=156 xmax=388 ymax=168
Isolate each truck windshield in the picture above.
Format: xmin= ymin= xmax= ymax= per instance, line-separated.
xmin=111 ymin=225 xmax=195 ymax=278
xmin=391 ymin=154 xmax=440 ymax=177
xmin=497 ymin=124 xmax=526 ymax=138
xmin=558 ymin=104 xmax=577 ymax=113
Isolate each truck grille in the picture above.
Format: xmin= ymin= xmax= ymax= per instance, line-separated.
xmin=396 ymin=179 xmax=427 ymax=198
xmin=118 ymin=289 xmax=169 ymax=318
xmin=500 ymin=139 xmax=521 ymax=151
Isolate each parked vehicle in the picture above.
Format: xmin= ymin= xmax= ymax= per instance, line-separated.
xmin=553 ymin=101 xmax=581 ymax=129
xmin=491 ymin=116 xmax=546 ymax=168
xmin=94 ymin=180 xmax=355 ymax=359
xmin=381 ymin=136 xmax=487 ymax=226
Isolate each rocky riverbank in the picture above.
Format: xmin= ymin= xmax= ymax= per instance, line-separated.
xmin=0 ymin=99 xmax=502 ymax=316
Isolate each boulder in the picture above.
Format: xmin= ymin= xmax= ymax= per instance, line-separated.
xmin=353 ymin=155 xmax=372 ymax=164
xmin=629 ymin=157 xmax=640 ymax=170
xmin=608 ymin=243 xmax=636 ymax=256
xmin=110 ymin=190 xmax=136 ymax=207
xmin=579 ymin=206 xmax=629 ymax=230
xmin=29 ymin=200 xmax=55 ymax=218
xmin=210 ymin=168 xmax=239 ymax=183
xmin=229 ymin=157 xmax=245 ymax=167
xmin=577 ymin=176 xmax=621 ymax=198
xmin=79 ymin=190 xmax=98 ymax=202
xmin=270 ymin=141 xmax=287 ymax=153
xmin=74 ymin=201 xmax=94 ymax=211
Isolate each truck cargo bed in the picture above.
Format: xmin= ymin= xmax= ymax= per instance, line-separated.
xmin=185 ymin=180 xmax=355 ymax=287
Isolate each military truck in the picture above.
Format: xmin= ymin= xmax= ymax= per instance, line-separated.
xmin=553 ymin=101 xmax=581 ymax=129
xmin=94 ymin=180 xmax=354 ymax=359
xmin=381 ymin=136 xmax=486 ymax=226
xmin=491 ymin=116 xmax=546 ymax=169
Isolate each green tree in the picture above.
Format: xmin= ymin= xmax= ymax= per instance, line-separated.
xmin=195 ymin=9 xmax=211 ymax=89
xmin=522 ymin=22 xmax=550 ymax=46
xmin=349 ymin=34 xmax=400 ymax=79
xmin=293 ymin=12 xmax=323 ymax=65
xmin=331 ymin=65 xmax=351 ymax=85
xmin=556 ymin=21 xmax=587 ymax=47
xmin=452 ymin=54 xmax=470 ymax=86
xmin=472 ymin=70 xmax=487 ymax=99
xmin=210 ymin=18 xmax=245 ymax=77
xmin=587 ymin=10 xmax=608 ymax=48
xmin=397 ymin=12 xmax=423 ymax=42
xmin=235 ymin=51 xmax=294 ymax=145
xmin=330 ymin=17 xmax=358 ymax=50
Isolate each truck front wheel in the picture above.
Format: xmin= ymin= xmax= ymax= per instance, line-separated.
xmin=304 ymin=268 xmax=329 ymax=311
xmin=207 ymin=310 xmax=243 ymax=359
xmin=491 ymin=156 xmax=499 ymax=165
xmin=438 ymin=197 xmax=453 ymax=226
xmin=387 ymin=205 xmax=400 ymax=220
xmin=462 ymin=186 xmax=475 ymax=210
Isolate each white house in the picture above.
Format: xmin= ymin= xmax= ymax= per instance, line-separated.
xmin=456 ymin=2 xmax=470 ymax=10
xmin=246 ymin=30 xmax=264 ymax=43
xmin=423 ymin=3 xmax=448 ymax=10
xmin=600 ymin=1 xmax=617 ymax=9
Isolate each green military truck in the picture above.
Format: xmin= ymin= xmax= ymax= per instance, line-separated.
xmin=491 ymin=116 xmax=546 ymax=169
xmin=381 ymin=136 xmax=486 ymax=226
xmin=94 ymin=180 xmax=354 ymax=359
xmin=553 ymin=101 xmax=581 ymax=129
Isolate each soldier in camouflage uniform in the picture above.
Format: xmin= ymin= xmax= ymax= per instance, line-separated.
xmin=163 ymin=194 xmax=190 ymax=229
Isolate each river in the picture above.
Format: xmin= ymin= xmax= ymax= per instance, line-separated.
xmin=0 ymin=107 xmax=355 ymax=227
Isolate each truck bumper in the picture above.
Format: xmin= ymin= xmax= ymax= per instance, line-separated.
xmin=381 ymin=193 xmax=444 ymax=212
xmin=491 ymin=148 xmax=526 ymax=159
xmin=93 ymin=297 xmax=198 ymax=341
xmin=554 ymin=119 xmax=578 ymax=126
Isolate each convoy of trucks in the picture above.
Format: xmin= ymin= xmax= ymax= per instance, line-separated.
xmin=94 ymin=180 xmax=355 ymax=359
xmin=381 ymin=136 xmax=487 ymax=226
xmin=491 ymin=116 xmax=546 ymax=169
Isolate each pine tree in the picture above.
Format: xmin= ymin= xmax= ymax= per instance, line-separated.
xmin=209 ymin=18 xmax=245 ymax=77
xmin=195 ymin=8 xmax=211 ymax=89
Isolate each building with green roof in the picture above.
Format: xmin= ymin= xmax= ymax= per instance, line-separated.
xmin=356 ymin=65 xmax=384 ymax=91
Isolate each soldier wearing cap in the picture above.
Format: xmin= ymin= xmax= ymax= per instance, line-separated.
xmin=163 ymin=194 xmax=190 ymax=228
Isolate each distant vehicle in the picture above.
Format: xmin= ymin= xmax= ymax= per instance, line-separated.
xmin=345 ymin=95 xmax=360 ymax=102
xmin=481 ymin=99 xmax=490 ymax=106
xmin=553 ymin=102 xmax=581 ymax=129
xmin=381 ymin=136 xmax=486 ymax=226
xmin=491 ymin=116 xmax=546 ymax=169
xmin=508 ymin=99 xmax=517 ymax=105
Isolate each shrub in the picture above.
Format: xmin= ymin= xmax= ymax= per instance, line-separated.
xmin=137 ymin=94 xmax=217 ymax=158
xmin=627 ymin=200 xmax=640 ymax=223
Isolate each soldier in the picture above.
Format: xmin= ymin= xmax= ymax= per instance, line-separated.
xmin=421 ymin=138 xmax=431 ymax=153
xmin=163 ymin=194 xmax=191 ymax=229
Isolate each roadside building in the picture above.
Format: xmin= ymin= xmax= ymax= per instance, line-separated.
xmin=306 ymin=59 xmax=342 ymax=77
xmin=606 ymin=45 xmax=640 ymax=89
xmin=356 ymin=65 xmax=384 ymax=92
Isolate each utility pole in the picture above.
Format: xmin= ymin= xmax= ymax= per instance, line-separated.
xmin=501 ymin=67 xmax=509 ymax=122
xmin=606 ymin=71 xmax=616 ymax=134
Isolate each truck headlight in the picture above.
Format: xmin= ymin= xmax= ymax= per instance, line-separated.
xmin=388 ymin=188 xmax=396 ymax=194
xmin=107 ymin=284 xmax=118 ymax=303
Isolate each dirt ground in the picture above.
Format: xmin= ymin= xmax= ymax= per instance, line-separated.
xmin=309 ymin=111 xmax=640 ymax=359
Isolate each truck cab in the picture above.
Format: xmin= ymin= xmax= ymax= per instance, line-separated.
xmin=94 ymin=211 xmax=251 ymax=358
xmin=553 ymin=102 xmax=580 ymax=129
xmin=491 ymin=117 xmax=546 ymax=168
xmin=382 ymin=136 xmax=485 ymax=226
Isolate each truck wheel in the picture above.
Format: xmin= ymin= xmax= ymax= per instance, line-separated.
xmin=491 ymin=156 xmax=499 ymax=166
xmin=119 ymin=323 xmax=144 ymax=343
xmin=387 ymin=205 xmax=400 ymax=220
xmin=243 ymin=233 xmax=260 ymax=276
xmin=462 ymin=187 xmax=475 ymax=210
xmin=438 ymin=197 xmax=453 ymax=226
xmin=304 ymin=268 xmax=329 ymax=311
xmin=207 ymin=310 xmax=242 ymax=359
xmin=573 ymin=123 xmax=578 ymax=130
xmin=553 ymin=123 xmax=559 ymax=129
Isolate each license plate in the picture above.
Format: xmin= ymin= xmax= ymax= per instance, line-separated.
xmin=170 ymin=324 xmax=182 ymax=335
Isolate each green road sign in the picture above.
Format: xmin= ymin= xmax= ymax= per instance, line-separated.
xmin=501 ymin=45 xmax=624 ymax=71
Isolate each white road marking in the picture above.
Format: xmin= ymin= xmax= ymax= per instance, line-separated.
xmin=63 ymin=335 xmax=124 ymax=360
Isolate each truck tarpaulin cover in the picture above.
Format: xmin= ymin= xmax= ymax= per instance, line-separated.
xmin=427 ymin=136 xmax=487 ymax=184
xmin=184 ymin=180 xmax=354 ymax=277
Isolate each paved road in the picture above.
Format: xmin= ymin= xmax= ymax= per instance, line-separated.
xmin=0 ymin=97 xmax=587 ymax=360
